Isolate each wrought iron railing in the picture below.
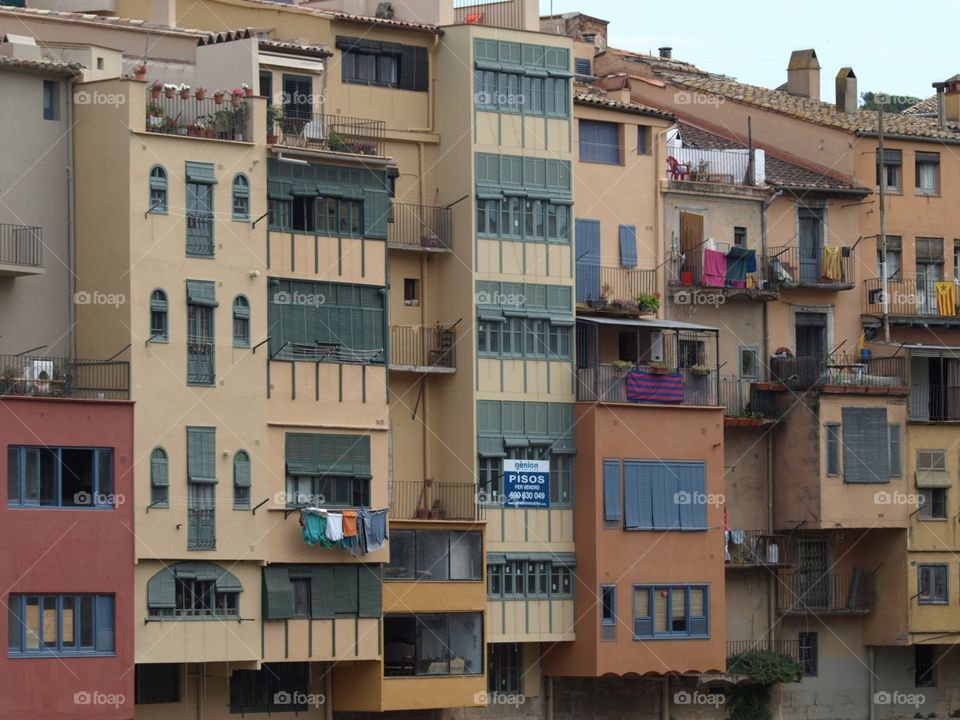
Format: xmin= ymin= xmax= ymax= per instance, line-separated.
xmin=580 ymin=265 xmax=657 ymax=306
xmin=146 ymin=91 xmax=250 ymax=141
xmin=0 ymin=223 xmax=42 ymax=267
xmin=389 ymin=325 xmax=456 ymax=371
xmin=777 ymin=571 xmax=874 ymax=614
xmin=769 ymin=354 xmax=906 ymax=392
xmin=187 ymin=508 xmax=216 ymax=550
xmin=719 ymin=379 xmax=777 ymax=418
xmin=274 ymin=112 xmax=385 ymax=157
xmin=910 ymin=384 xmax=960 ymax=421
xmin=727 ymin=639 xmax=801 ymax=664
xmin=575 ymin=364 xmax=717 ymax=406
xmin=187 ymin=338 xmax=216 ymax=385
xmin=864 ymin=278 xmax=958 ymax=317
xmin=186 ymin=210 xmax=214 ymax=256
xmin=390 ymin=480 xmax=485 ymax=521
xmin=388 ymin=203 xmax=452 ymax=251
xmin=453 ymin=0 xmax=527 ymax=28
xmin=0 ymin=355 xmax=129 ymax=400
xmin=726 ymin=529 xmax=787 ymax=566
xmin=668 ymin=241 xmax=767 ymax=292
xmin=665 ymin=147 xmax=759 ymax=185
xmin=766 ymin=245 xmax=854 ymax=288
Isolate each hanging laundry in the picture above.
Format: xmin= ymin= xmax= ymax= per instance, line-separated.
xmin=342 ymin=511 xmax=358 ymax=538
xmin=702 ymin=249 xmax=727 ymax=287
xmin=301 ymin=510 xmax=329 ymax=546
xmin=822 ymin=247 xmax=843 ymax=281
xmin=935 ymin=281 xmax=957 ymax=317
xmin=725 ymin=246 xmax=755 ymax=287
xmin=326 ymin=512 xmax=344 ymax=542
xmin=363 ymin=509 xmax=388 ymax=553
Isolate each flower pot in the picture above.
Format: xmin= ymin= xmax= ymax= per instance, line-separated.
xmin=150 ymin=88 xmax=161 ymax=100
xmin=587 ymin=298 xmax=608 ymax=310
xmin=415 ymin=507 xmax=430 ymax=519
xmin=231 ymin=96 xmax=241 ymax=108
xmin=164 ymin=88 xmax=175 ymax=99
xmin=195 ymin=89 xmax=206 ymax=101
xmin=179 ymin=90 xmax=190 ymax=100
xmin=267 ymin=133 xmax=278 ymax=144
xmin=214 ymin=93 xmax=224 ymax=105
xmin=245 ymin=88 xmax=253 ymax=97
xmin=429 ymin=509 xmax=441 ymax=520
xmin=135 ymin=72 xmax=146 ymax=81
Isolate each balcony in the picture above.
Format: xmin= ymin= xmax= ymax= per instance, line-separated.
xmin=453 ymin=0 xmax=528 ymax=29
xmin=667 ymin=243 xmax=776 ymax=301
xmin=272 ymin=113 xmax=385 ymax=157
xmin=665 ymin=147 xmax=762 ymax=187
xmin=766 ymin=245 xmax=855 ymax=290
xmin=387 ymin=203 xmax=452 ymax=252
xmin=910 ymin=385 xmax=960 ymax=422
xmin=719 ymin=379 xmax=778 ymax=424
xmin=576 ymin=364 xmax=717 ymax=406
xmin=725 ymin=529 xmax=789 ymax=567
xmin=864 ymin=278 xmax=960 ymax=323
xmin=727 ymin=639 xmax=801 ymax=664
xmin=389 ymin=480 xmax=484 ymax=521
xmin=146 ymin=90 xmax=250 ymax=141
xmin=0 ymin=223 xmax=42 ymax=277
xmin=389 ymin=325 xmax=456 ymax=373
xmin=186 ymin=210 xmax=214 ymax=256
xmin=769 ymin=353 xmax=907 ymax=393
xmin=777 ymin=571 xmax=875 ymax=615
xmin=0 ymin=355 xmax=129 ymax=400
xmin=576 ymin=264 xmax=657 ymax=310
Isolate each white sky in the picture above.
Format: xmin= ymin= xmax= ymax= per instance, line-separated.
xmin=539 ymin=0 xmax=956 ymax=102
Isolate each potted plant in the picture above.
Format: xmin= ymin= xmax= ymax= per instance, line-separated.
xmin=230 ymin=88 xmax=244 ymax=108
xmin=612 ymin=360 xmax=635 ymax=375
xmin=635 ymin=291 xmax=661 ymax=313
xmin=132 ymin=63 xmax=147 ymax=81
xmin=149 ymin=81 xmax=162 ymax=99
xmin=195 ymin=87 xmax=207 ymax=101
xmin=163 ymin=83 xmax=176 ymax=99
xmin=326 ymin=130 xmax=349 ymax=152
xmin=648 ymin=361 xmax=672 ymax=374
xmin=588 ymin=283 xmax=611 ymax=309
xmin=214 ymin=89 xmax=225 ymax=105
xmin=266 ymin=105 xmax=284 ymax=143
xmin=242 ymin=82 xmax=253 ymax=97
xmin=690 ymin=159 xmax=709 ymax=181
xmin=178 ymin=84 xmax=191 ymax=100
xmin=688 ymin=363 xmax=712 ymax=377
xmin=0 ymin=365 xmax=21 ymax=395
xmin=146 ymin=101 xmax=165 ymax=128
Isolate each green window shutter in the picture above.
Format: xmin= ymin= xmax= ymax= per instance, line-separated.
xmin=889 ymin=424 xmax=902 ymax=477
xmin=286 ymin=433 xmax=320 ymax=476
xmin=525 ymin=402 xmax=548 ymax=437
xmin=234 ymin=453 xmax=251 ymax=488
xmin=214 ymin=566 xmax=243 ymax=593
xmin=478 ymin=437 xmax=506 ymax=458
xmin=502 ymin=402 xmax=524 ymax=435
xmin=185 ymin=161 xmax=217 ymax=184
xmin=147 ymin=568 xmax=176 ymax=609
xmin=363 ymin=184 xmax=389 ymax=239
xmin=311 ymin=565 xmax=336 ymax=618
xmin=151 ymin=449 xmax=169 ymax=487
xmin=478 ymin=401 xmax=501 ymax=434
xmin=358 ymin=565 xmax=382 ymax=617
xmin=263 ymin=566 xmax=293 ymax=620
xmin=350 ymin=435 xmax=371 ymax=477
xmin=187 ymin=426 xmax=217 ymax=484
xmin=186 ymin=280 xmax=218 ymax=307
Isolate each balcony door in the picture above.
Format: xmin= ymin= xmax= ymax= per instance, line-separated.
xmin=796 ymin=539 xmax=829 ymax=609
xmin=679 ymin=211 xmax=704 ymax=284
xmin=794 ymin=312 xmax=827 ymax=387
xmin=798 ymin=208 xmax=824 ymax=284
xmin=916 ymin=261 xmax=942 ymax=316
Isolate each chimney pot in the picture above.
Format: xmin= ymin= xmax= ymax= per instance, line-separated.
xmin=835 ymin=67 xmax=857 ymax=114
xmin=786 ymin=49 xmax=820 ymax=100
xmin=658 ymin=46 xmax=672 ymax=59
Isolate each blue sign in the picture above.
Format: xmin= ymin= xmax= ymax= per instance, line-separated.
xmin=502 ymin=459 xmax=550 ymax=508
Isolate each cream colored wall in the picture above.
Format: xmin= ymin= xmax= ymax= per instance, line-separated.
xmin=908 ymin=424 xmax=960 ymax=552
xmin=484 ymin=508 xmax=574 ymax=551
xmin=725 ymin=572 xmax=771 ymax=644
xmin=263 ymin=617 xmax=381 ymax=662
xmin=487 ymin=599 xmax=574 ymax=642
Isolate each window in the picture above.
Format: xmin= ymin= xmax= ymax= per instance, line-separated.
xmin=232 ymin=296 xmax=250 ymax=348
xmin=876 ymin=148 xmax=902 ymax=192
xmin=7 ymin=446 xmax=113 ymax=508
xmin=385 ymin=530 xmax=483 ymax=581
xmin=678 ymin=339 xmax=706 ymax=368
xmin=291 ymin=577 xmax=311 ymax=617
xmin=637 ymin=125 xmax=650 ymax=155
xmin=739 ymin=347 xmax=760 ymax=379
xmin=316 ymin=196 xmax=363 ymax=237
xmin=135 ymin=663 xmax=180 ymax=704
xmin=186 ymin=426 xmax=216 ymax=550
xmin=230 ymin=663 xmax=310 ymax=714
xmin=284 ymin=433 xmax=372 ymax=507
xmin=601 ymin=585 xmax=616 ymax=626
xmin=919 ymin=488 xmax=947 ymax=520
xmin=185 ymin=162 xmax=215 ymax=256
xmin=8 ymin=594 xmax=114 ymax=655
xmin=619 ymin=224 xmax=637 ymax=267
xmin=734 ymin=226 xmax=747 ymax=247
xmin=579 ymin=119 xmax=621 ymax=164
xmin=154 ymin=578 xmax=237 ymax=619
xmin=574 ymin=57 xmax=592 ymax=77
xmin=186 ymin=281 xmax=216 ymax=385
xmin=232 ymin=174 xmax=250 ymax=220
xmin=825 ymin=423 xmax=840 ymax=476
xmin=149 ymin=166 xmax=168 ymax=213
xmin=799 ymin=632 xmax=818 ymax=676
xmin=918 ymin=564 xmax=948 ymax=604
xmin=269 ymin=197 xmax=290 ymax=229
xmin=477 ymin=320 xmax=502 ymax=356
xmin=619 ymin=460 xmax=708 ymax=531
xmin=383 ymin=613 xmax=483 ymax=677
xmin=233 ymin=451 xmax=251 ymax=509
xmin=488 ymin=643 xmax=521 ymax=694
xmin=915 ymin=645 xmax=936 ymax=687
xmin=150 ymin=289 xmax=168 ymax=341
xmin=338 ymin=36 xmax=428 ymax=91
xmin=262 ymin=564 xmax=381 ymax=620
xmin=150 ymin=448 xmax=169 ymax=508
xmin=550 ymin=453 xmax=573 ymax=505
xmin=633 ymin=585 xmax=709 ymax=638
xmin=915 ymin=152 xmax=940 ymax=195
xmin=403 ymin=278 xmax=419 ymax=306
xmin=603 ymin=460 xmax=622 ymax=525
xmin=841 ymin=407 xmax=896 ymax=483
xmin=876 ymin=236 xmax=902 ymax=279
xmin=487 ymin=557 xmax=573 ymax=599
xmin=282 ymin=73 xmax=313 ymax=122
xmin=42 ymin=80 xmax=59 ymax=120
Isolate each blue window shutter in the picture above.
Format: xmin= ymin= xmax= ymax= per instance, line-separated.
xmin=575 ymin=58 xmax=591 ymax=76
xmin=619 ymin=225 xmax=638 ymax=267
xmin=575 ymin=219 xmax=601 ymax=302
xmin=187 ymin=427 xmax=217 ymax=484
xmin=649 ymin=463 xmax=680 ymax=530
xmin=95 ymin=595 xmax=115 ymax=652
xmin=624 ymin=461 xmax=652 ymax=529
xmin=147 ymin=568 xmax=176 ymax=609
xmin=676 ymin=462 xmax=707 ymax=529
xmin=603 ymin=460 xmax=621 ymax=522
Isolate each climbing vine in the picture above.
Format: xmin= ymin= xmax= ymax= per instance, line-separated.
xmin=726 ymin=650 xmax=802 ymax=720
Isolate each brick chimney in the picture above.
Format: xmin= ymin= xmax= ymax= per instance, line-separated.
xmin=835 ymin=67 xmax=857 ymax=113
xmin=787 ymin=49 xmax=820 ymax=100
xmin=944 ymin=75 xmax=960 ymax=124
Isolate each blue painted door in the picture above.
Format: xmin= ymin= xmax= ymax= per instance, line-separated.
xmin=576 ymin=219 xmax=601 ymax=302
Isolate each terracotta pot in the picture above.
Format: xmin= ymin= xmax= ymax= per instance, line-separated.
xmin=415 ymin=508 xmax=430 ymax=519
xmin=231 ymin=96 xmax=241 ymax=108
xmin=266 ymin=133 xmax=278 ymax=144
xmin=214 ymin=93 xmax=224 ymax=105
xmin=179 ymin=90 xmax=190 ymax=100
xmin=150 ymin=88 xmax=161 ymax=100
xmin=164 ymin=88 xmax=175 ymax=99
xmin=135 ymin=71 xmax=146 ymax=81
xmin=245 ymin=88 xmax=254 ymax=97
xmin=195 ymin=89 xmax=206 ymax=101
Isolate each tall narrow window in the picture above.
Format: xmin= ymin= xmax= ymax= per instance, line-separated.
xmin=799 ymin=632 xmax=818 ymax=676
xmin=150 ymin=448 xmax=169 ymax=508
xmin=150 ymin=289 xmax=168 ymax=341
xmin=187 ymin=426 xmax=216 ymax=550
xmin=232 ymin=296 xmax=250 ymax=348
xmin=824 ymin=423 xmax=840 ymax=476
xmin=601 ymin=584 xmax=616 ymax=634
xmin=233 ymin=451 xmax=251 ymax=510
xmin=43 ymin=80 xmax=59 ymax=120
xmin=187 ymin=281 xmax=216 ymax=385
xmin=185 ymin=162 xmax=216 ymax=257
xmin=915 ymin=644 xmax=936 ymax=687
xmin=915 ymin=152 xmax=940 ymax=195
xmin=232 ymin=174 xmax=250 ymax=220
xmin=149 ymin=166 xmax=168 ymax=213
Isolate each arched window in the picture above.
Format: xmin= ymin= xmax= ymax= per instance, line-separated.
xmin=149 ymin=165 xmax=167 ymax=213
xmin=149 ymin=289 xmax=168 ymax=342
xmin=233 ymin=295 xmax=250 ymax=347
xmin=232 ymin=173 xmax=250 ymax=220
xmin=233 ymin=451 xmax=251 ymax=509
xmin=146 ymin=562 xmax=242 ymax=619
xmin=150 ymin=447 xmax=169 ymax=507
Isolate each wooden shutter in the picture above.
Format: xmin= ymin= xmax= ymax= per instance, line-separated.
xmin=603 ymin=460 xmax=621 ymax=522
xmin=263 ymin=566 xmax=293 ymax=619
xmin=234 ymin=454 xmax=251 ymax=488
xmin=283 ymin=74 xmax=313 ymax=120
xmin=619 ymin=225 xmax=638 ymax=267
xmin=363 ymin=182 xmax=390 ymax=239
xmin=575 ymin=219 xmax=601 ymax=302
xmin=357 ymin=565 xmax=382 ymax=617
xmin=311 ymin=565 xmax=335 ymax=618
xmin=259 ymin=69 xmax=272 ymax=100
xmin=151 ymin=450 xmax=169 ymax=487
xmin=286 ymin=433 xmax=320 ymax=475
xmin=841 ymin=407 xmax=889 ymax=483
xmin=186 ymin=427 xmax=217 ymax=483
xmin=889 ymin=424 xmax=902 ymax=477
xmin=623 ymin=461 xmax=651 ymax=529
xmin=676 ymin=462 xmax=707 ymax=530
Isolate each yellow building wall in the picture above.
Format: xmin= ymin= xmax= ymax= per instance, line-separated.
xmin=262 ymin=617 xmax=381 ymax=662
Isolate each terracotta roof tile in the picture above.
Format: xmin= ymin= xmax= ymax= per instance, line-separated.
xmin=0 ymin=54 xmax=81 ymax=75
xmin=0 ymin=6 xmax=206 ymax=36
xmin=239 ymin=0 xmax=441 ymax=33
xmin=902 ymin=96 xmax=938 ymax=116
xmin=574 ymin=91 xmax=674 ymax=120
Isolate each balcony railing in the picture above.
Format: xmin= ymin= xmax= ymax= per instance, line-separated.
xmin=390 ymin=480 xmax=484 ymax=521
xmin=777 ymin=571 xmax=874 ymax=615
xmin=273 ymin=113 xmax=385 ymax=157
xmin=727 ymin=639 xmax=801 ymax=664
xmin=388 ymin=203 xmax=452 ymax=251
xmin=910 ymin=384 xmax=960 ymax=421
xmin=0 ymin=223 xmax=42 ymax=268
xmin=769 ymin=354 xmax=906 ymax=392
xmin=390 ymin=325 xmax=456 ymax=372
xmin=146 ymin=91 xmax=250 ymax=141
xmin=665 ymin=148 xmax=761 ymax=186
xmin=187 ymin=508 xmax=216 ymax=550
xmin=767 ymin=245 xmax=854 ymax=289
xmin=577 ymin=264 xmax=657 ymax=305
xmin=0 ymin=355 xmax=129 ymax=400
xmin=726 ymin=529 xmax=787 ymax=566
xmin=864 ymin=278 xmax=959 ymax=318
xmin=668 ymin=242 xmax=769 ymax=294
xmin=719 ymin=379 xmax=777 ymax=418
xmin=576 ymin=364 xmax=717 ymax=406
xmin=186 ymin=210 xmax=214 ymax=256
xmin=454 ymin=0 xmax=527 ymax=28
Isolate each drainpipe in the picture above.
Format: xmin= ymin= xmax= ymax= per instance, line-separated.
xmin=868 ymin=647 xmax=875 ymax=720
xmin=661 ymin=676 xmax=669 ymax=720
xmin=547 ymin=676 xmax=554 ymax=720
xmin=67 ymin=74 xmax=77 ymax=358
xmin=325 ymin=668 xmax=333 ymax=720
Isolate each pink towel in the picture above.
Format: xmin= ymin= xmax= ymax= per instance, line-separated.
xmin=703 ymin=249 xmax=727 ymax=287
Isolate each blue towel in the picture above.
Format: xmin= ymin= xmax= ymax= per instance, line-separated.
xmin=364 ymin=509 xmax=388 ymax=553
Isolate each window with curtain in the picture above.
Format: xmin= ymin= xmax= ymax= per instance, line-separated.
xmin=915 ymin=152 xmax=940 ymax=195
xmin=7 ymin=594 xmax=114 ymax=655
xmin=149 ymin=165 xmax=167 ymax=213
xmin=232 ymin=174 xmax=250 ymax=220
xmin=232 ymin=296 xmax=250 ymax=348
xmin=633 ymin=585 xmax=708 ymax=638
xmin=579 ymin=119 xmax=621 ymax=164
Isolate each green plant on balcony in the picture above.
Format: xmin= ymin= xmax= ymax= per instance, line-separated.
xmin=688 ymin=363 xmax=712 ymax=376
xmin=326 ymin=130 xmax=349 ymax=152
xmin=635 ymin=292 xmax=661 ymax=313
xmin=1 ymin=365 xmax=22 ymax=394
xmin=611 ymin=360 xmax=635 ymax=374
xmin=647 ymin=361 xmax=672 ymax=374
xmin=209 ymin=108 xmax=246 ymax=140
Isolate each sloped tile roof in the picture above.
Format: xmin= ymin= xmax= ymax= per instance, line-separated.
xmin=0 ymin=54 xmax=81 ymax=76
xmin=575 ymin=91 xmax=674 ymax=120
xmin=239 ymin=0 xmax=441 ymax=33
xmin=902 ymin=96 xmax=938 ymax=116
xmin=0 ymin=6 xmax=206 ymax=36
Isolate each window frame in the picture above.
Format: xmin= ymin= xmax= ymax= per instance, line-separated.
xmin=799 ymin=631 xmax=818 ymax=677
xmin=487 ymin=643 xmax=522 ymax=694
xmin=150 ymin=447 xmax=169 ymax=509
xmin=232 ymin=295 xmax=251 ymax=348
xmin=7 ymin=593 xmax=114 ymax=656
xmin=6 ymin=446 xmax=114 ymax=509
xmin=579 ymin=119 xmax=622 ymax=165
xmin=135 ymin=663 xmax=180 ymax=705
xmin=385 ymin=529 xmax=483 ymax=582
xmin=150 ymin=288 xmax=169 ymax=342
xmin=918 ymin=488 xmax=948 ymax=520
xmin=632 ymin=584 xmax=710 ymax=640
xmin=876 ymin=149 xmax=903 ymax=193
xmin=233 ymin=450 xmax=251 ymax=510
xmin=917 ymin=563 xmax=948 ymax=605
xmin=915 ymin=644 xmax=936 ymax=688
xmin=149 ymin=165 xmax=168 ymax=214
xmin=42 ymin=80 xmax=60 ymax=121
xmin=232 ymin=174 xmax=250 ymax=221
xmin=915 ymin=152 xmax=940 ymax=196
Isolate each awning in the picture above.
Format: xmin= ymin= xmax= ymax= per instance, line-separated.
xmin=917 ymin=470 xmax=952 ymax=489
xmin=551 ymin=552 xmax=577 ymax=568
xmin=902 ymin=344 xmax=960 ymax=359
xmin=577 ymin=316 xmax=718 ymax=332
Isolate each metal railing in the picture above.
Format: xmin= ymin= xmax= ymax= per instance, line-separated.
xmin=453 ymin=0 xmax=527 ymax=28
xmin=0 ymin=223 xmax=42 ymax=267
xmin=727 ymin=639 xmax=801 ymax=664
xmin=777 ymin=571 xmax=874 ymax=614
xmin=726 ymin=529 xmax=787 ymax=566
xmin=669 ymin=242 xmax=767 ymax=292
xmin=766 ymin=245 xmax=854 ymax=288
xmin=576 ymin=364 xmax=717 ymax=406
xmin=390 ymin=480 xmax=485 ymax=521
xmin=769 ymin=354 xmax=906 ymax=391
xmin=274 ymin=113 xmax=386 ymax=157
xmin=719 ymin=379 xmax=777 ymax=418
xmin=910 ymin=385 xmax=960 ymax=421
xmin=146 ymin=91 xmax=250 ymax=141
xmin=864 ymin=278 xmax=957 ymax=317
xmin=389 ymin=325 xmax=456 ymax=371
xmin=0 ymin=355 xmax=129 ymax=400
xmin=588 ymin=266 xmax=657 ymax=306
xmin=665 ymin=148 xmax=759 ymax=185
xmin=187 ymin=508 xmax=216 ymax=550
xmin=186 ymin=210 xmax=214 ymax=256
xmin=388 ymin=203 xmax=452 ymax=251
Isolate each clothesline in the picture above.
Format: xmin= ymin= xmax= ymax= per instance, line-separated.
xmin=300 ymin=507 xmax=388 ymax=555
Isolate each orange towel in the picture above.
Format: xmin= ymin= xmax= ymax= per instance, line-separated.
xmin=342 ymin=511 xmax=358 ymax=537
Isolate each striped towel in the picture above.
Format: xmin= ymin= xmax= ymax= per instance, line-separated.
xmin=626 ymin=370 xmax=685 ymax=404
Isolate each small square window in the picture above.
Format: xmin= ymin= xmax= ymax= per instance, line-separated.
xmin=43 ymin=80 xmax=59 ymax=121
xmin=96 ymin=57 xmax=104 ymax=70
xmin=734 ymin=227 xmax=747 ymax=247
xmin=918 ymin=488 xmax=947 ymax=520
xmin=403 ymin=278 xmax=419 ymax=305
xmin=739 ymin=347 xmax=759 ymax=379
